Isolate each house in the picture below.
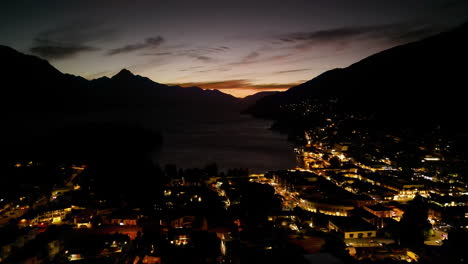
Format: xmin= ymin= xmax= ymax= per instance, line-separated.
xmin=104 ymin=211 xmax=140 ymax=226
xmin=364 ymin=204 xmax=393 ymax=218
xmin=169 ymin=215 xmax=208 ymax=230
xmin=73 ymin=211 xmax=93 ymax=228
xmin=328 ymin=216 xmax=376 ymax=239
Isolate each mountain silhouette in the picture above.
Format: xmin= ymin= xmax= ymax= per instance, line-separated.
xmin=240 ymin=91 xmax=280 ymax=108
xmin=0 ymin=46 xmax=239 ymax=114
xmin=0 ymin=45 xmax=290 ymax=117
xmin=111 ymin=68 xmax=135 ymax=80
xmin=246 ymin=22 xmax=468 ymax=130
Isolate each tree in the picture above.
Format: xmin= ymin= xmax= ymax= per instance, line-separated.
xmin=320 ymin=235 xmax=354 ymax=263
xmin=204 ymin=163 xmax=218 ymax=176
xmin=329 ymin=156 xmax=341 ymax=168
xmin=165 ymin=164 xmax=178 ymax=178
xmin=398 ymin=194 xmax=432 ymax=248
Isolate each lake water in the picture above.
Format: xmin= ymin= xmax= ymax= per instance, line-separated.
xmin=151 ymin=111 xmax=295 ymax=173
xmin=4 ymin=108 xmax=296 ymax=173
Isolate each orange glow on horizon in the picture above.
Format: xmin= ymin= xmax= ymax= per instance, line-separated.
xmin=171 ymin=80 xmax=300 ymax=98
xmin=217 ymin=88 xmax=288 ymax=98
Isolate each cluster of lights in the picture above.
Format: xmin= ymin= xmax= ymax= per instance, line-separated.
xmin=170 ymin=235 xmax=189 ymax=246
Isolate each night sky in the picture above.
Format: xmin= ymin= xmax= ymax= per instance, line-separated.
xmin=1 ymin=0 xmax=467 ymax=97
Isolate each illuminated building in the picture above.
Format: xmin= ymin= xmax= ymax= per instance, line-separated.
xmin=363 ymin=204 xmax=393 ymax=218
xmin=302 ymin=199 xmax=354 ymax=216
xmin=328 ymin=217 xmax=377 ymax=240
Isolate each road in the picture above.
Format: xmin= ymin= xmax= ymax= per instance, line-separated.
xmin=425 ymin=229 xmax=447 ymax=246
xmin=0 ymin=206 xmax=27 ymax=227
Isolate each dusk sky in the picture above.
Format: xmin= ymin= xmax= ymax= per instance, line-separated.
xmin=1 ymin=0 xmax=467 ymax=97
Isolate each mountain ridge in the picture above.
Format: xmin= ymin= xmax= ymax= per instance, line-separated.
xmin=0 ymin=46 xmax=243 ymax=113
xmin=246 ymin=22 xmax=468 ymax=130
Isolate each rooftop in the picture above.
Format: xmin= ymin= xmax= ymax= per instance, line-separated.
xmin=365 ymin=204 xmax=392 ymax=212
xmin=329 ymin=216 xmax=376 ymax=232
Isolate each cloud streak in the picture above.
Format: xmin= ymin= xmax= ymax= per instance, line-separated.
xmin=29 ymin=23 xmax=114 ymax=60
xmin=275 ymin=68 xmax=310 ymax=74
xmin=175 ymin=46 xmax=231 ymax=62
xmin=192 ymin=55 xmax=214 ymax=62
xmin=107 ymin=36 xmax=164 ymax=56
xmin=30 ymin=41 xmax=98 ymax=60
xmin=276 ymin=23 xmax=440 ymax=50
xmin=241 ymin=51 xmax=260 ymax=62
xmin=229 ymin=52 xmax=291 ymax=66
xmin=141 ymin=52 xmax=172 ymax=56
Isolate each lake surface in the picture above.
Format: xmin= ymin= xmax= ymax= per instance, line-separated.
xmin=151 ymin=111 xmax=295 ymax=173
xmin=4 ymin=107 xmax=296 ymax=173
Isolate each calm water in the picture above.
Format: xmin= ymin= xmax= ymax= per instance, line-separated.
xmin=5 ymin=108 xmax=295 ymax=173
xmin=151 ymin=111 xmax=295 ymax=173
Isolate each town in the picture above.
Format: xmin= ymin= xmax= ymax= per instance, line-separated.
xmin=1 ymin=119 xmax=467 ymax=264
